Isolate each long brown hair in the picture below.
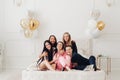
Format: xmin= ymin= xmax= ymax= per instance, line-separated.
xmin=48 ymin=35 xmax=57 ymax=47
xmin=62 ymin=32 xmax=72 ymax=46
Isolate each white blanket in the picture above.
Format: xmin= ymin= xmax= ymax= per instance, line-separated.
xmin=22 ymin=70 xmax=105 ymax=80
xmin=22 ymin=39 xmax=106 ymax=80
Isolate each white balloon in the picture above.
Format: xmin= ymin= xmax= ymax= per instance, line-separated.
xmin=86 ymin=29 xmax=93 ymax=39
xmin=24 ymin=29 xmax=33 ymax=38
xmin=88 ymin=19 xmax=97 ymax=30
xmin=91 ymin=28 xmax=101 ymax=38
xmin=86 ymin=28 xmax=101 ymax=39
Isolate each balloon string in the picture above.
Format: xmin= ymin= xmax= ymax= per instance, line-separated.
xmin=92 ymin=0 xmax=95 ymax=10
xmin=33 ymin=0 xmax=36 ymax=13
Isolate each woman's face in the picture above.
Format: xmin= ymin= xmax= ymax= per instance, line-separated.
xmin=66 ymin=47 xmax=72 ymax=57
xmin=50 ymin=36 xmax=56 ymax=44
xmin=45 ymin=42 xmax=51 ymax=50
xmin=57 ymin=42 xmax=63 ymax=51
xmin=63 ymin=34 xmax=69 ymax=42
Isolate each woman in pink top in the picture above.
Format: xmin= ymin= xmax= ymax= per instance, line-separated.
xmin=41 ymin=41 xmax=71 ymax=71
xmin=53 ymin=41 xmax=71 ymax=71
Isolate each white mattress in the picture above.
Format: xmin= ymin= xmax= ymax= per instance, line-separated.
xmin=22 ymin=70 xmax=106 ymax=80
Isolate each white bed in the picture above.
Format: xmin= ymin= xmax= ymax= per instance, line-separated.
xmin=22 ymin=70 xmax=105 ymax=80
xmin=22 ymin=39 xmax=106 ymax=80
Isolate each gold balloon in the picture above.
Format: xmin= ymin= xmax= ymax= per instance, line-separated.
xmin=24 ymin=29 xmax=33 ymax=38
xmin=97 ymin=21 xmax=105 ymax=31
xmin=20 ymin=19 xmax=29 ymax=29
xmin=29 ymin=18 xmax=39 ymax=31
xmin=20 ymin=18 xmax=39 ymax=38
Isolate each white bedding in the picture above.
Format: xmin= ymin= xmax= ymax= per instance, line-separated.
xmin=22 ymin=70 xmax=105 ymax=80
xmin=22 ymin=39 xmax=106 ymax=80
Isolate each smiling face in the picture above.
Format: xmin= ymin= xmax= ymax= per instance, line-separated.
xmin=63 ymin=32 xmax=71 ymax=44
xmin=57 ymin=42 xmax=63 ymax=51
xmin=45 ymin=42 xmax=51 ymax=50
xmin=49 ymin=36 xmax=56 ymax=44
xmin=63 ymin=33 xmax=70 ymax=42
xmin=65 ymin=46 xmax=72 ymax=57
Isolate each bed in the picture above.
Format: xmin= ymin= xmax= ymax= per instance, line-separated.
xmin=22 ymin=70 xmax=105 ymax=80
xmin=22 ymin=39 xmax=106 ymax=80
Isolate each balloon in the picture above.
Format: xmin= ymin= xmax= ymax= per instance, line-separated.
xmin=91 ymin=28 xmax=101 ymax=38
xmin=86 ymin=28 xmax=101 ymax=39
xmin=97 ymin=21 xmax=105 ymax=31
xmin=20 ymin=19 xmax=29 ymax=29
xmin=20 ymin=17 xmax=39 ymax=38
xmin=24 ymin=29 xmax=33 ymax=38
xmin=29 ymin=18 xmax=39 ymax=31
xmin=88 ymin=19 xmax=97 ymax=30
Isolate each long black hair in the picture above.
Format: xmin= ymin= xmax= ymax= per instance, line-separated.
xmin=42 ymin=40 xmax=53 ymax=61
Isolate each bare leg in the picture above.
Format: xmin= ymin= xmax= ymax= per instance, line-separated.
xmin=59 ymin=57 xmax=71 ymax=71
xmin=44 ymin=60 xmax=55 ymax=71
xmin=51 ymin=63 xmax=56 ymax=70
xmin=38 ymin=61 xmax=47 ymax=71
xmin=65 ymin=66 xmax=71 ymax=71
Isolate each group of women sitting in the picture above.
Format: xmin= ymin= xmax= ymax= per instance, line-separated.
xmin=37 ymin=32 xmax=98 ymax=71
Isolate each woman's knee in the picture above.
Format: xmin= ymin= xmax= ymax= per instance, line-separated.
xmin=39 ymin=61 xmax=46 ymax=68
xmin=89 ymin=56 xmax=96 ymax=60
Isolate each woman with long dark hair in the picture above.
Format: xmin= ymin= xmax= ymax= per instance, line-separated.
xmin=48 ymin=35 xmax=57 ymax=53
xmin=49 ymin=35 xmax=57 ymax=48
xmin=40 ymin=41 xmax=71 ymax=71
xmin=37 ymin=40 xmax=54 ymax=70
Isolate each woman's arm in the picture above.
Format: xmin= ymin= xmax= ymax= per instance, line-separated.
xmin=49 ymin=60 xmax=55 ymax=64
xmin=39 ymin=51 xmax=48 ymax=58
xmin=72 ymin=41 xmax=78 ymax=53
xmin=49 ymin=53 xmax=58 ymax=64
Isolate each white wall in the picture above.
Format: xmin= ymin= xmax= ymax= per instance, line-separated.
xmin=0 ymin=0 xmax=120 ymax=71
